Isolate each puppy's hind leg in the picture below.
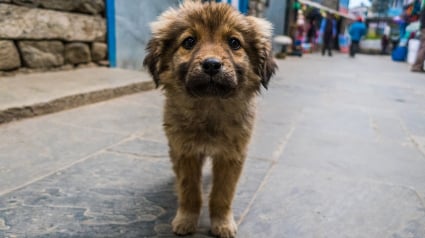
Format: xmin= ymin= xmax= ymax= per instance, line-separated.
xmin=171 ymin=150 xmax=204 ymax=236
xmin=209 ymin=153 xmax=245 ymax=238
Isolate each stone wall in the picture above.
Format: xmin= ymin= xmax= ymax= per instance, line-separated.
xmin=0 ymin=0 xmax=107 ymax=76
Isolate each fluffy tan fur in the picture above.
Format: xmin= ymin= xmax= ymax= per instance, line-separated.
xmin=143 ymin=2 xmax=276 ymax=237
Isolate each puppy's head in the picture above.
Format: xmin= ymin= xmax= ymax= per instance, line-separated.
xmin=143 ymin=2 xmax=277 ymax=98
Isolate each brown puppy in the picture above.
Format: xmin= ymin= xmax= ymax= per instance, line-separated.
xmin=143 ymin=2 xmax=276 ymax=237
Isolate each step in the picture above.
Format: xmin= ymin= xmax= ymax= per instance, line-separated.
xmin=0 ymin=67 xmax=155 ymax=124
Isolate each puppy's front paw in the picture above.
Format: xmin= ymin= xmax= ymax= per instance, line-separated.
xmin=172 ymin=210 xmax=199 ymax=236
xmin=210 ymin=215 xmax=237 ymax=238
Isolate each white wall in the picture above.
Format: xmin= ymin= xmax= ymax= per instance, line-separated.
xmin=115 ymin=0 xmax=179 ymax=70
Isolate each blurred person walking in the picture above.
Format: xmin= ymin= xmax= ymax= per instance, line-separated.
xmin=307 ymin=19 xmax=318 ymax=51
xmin=348 ymin=17 xmax=366 ymax=57
xmin=320 ymin=13 xmax=336 ymax=56
xmin=381 ymin=35 xmax=389 ymax=54
xmin=411 ymin=0 xmax=425 ymax=72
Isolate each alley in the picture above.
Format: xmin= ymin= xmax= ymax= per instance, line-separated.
xmin=0 ymin=53 xmax=425 ymax=237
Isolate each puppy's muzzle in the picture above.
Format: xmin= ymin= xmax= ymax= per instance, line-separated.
xmin=186 ymin=58 xmax=237 ymax=98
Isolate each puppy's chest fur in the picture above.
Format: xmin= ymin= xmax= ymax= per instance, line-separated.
xmin=163 ymin=97 xmax=256 ymax=154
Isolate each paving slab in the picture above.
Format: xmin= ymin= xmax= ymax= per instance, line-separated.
xmin=44 ymin=90 xmax=163 ymax=136
xmin=0 ymin=151 xmax=272 ymax=237
xmin=0 ymin=54 xmax=425 ymax=237
xmin=0 ymin=67 xmax=155 ymax=124
xmin=0 ymin=152 xmax=174 ymax=237
xmin=0 ymin=116 xmax=128 ymax=196
xmin=238 ymin=167 xmax=425 ymax=238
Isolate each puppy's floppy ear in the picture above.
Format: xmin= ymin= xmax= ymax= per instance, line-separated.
xmin=143 ymin=6 xmax=182 ymax=87
xmin=143 ymin=39 xmax=162 ymax=87
xmin=260 ymin=51 xmax=277 ymax=89
xmin=245 ymin=16 xmax=277 ymax=89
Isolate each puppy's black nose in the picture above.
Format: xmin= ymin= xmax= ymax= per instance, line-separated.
xmin=202 ymin=58 xmax=222 ymax=76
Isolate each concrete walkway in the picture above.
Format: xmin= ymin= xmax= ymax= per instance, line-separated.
xmin=0 ymin=67 xmax=154 ymax=124
xmin=0 ymin=54 xmax=425 ymax=237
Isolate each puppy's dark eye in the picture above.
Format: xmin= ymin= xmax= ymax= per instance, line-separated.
xmin=229 ymin=37 xmax=241 ymax=50
xmin=182 ymin=37 xmax=196 ymax=50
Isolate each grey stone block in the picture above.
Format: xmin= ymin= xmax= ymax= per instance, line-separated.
xmin=97 ymin=60 xmax=109 ymax=67
xmin=0 ymin=4 xmax=106 ymax=41
xmin=278 ymin=125 xmax=425 ymax=200
xmin=44 ymin=91 xmax=163 ymax=135
xmin=233 ymin=157 xmax=272 ymax=222
xmin=238 ymin=167 xmax=425 ymax=238
xmin=297 ymin=106 xmax=375 ymax=139
xmin=65 ymin=43 xmax=91 ymax=64
xmin=248 ymin=120 xmax=295 ymax=160
xmin=18 ymin=41 xmax=64 ymax=68
xmin=399 ymin=110 xmax=425 ymax=137
xmin=108 ymin=138 xmax=169 ymax=158
xmin=12 ymin=0 xmax=105 ymax=14
xmin=91 ymin=42 xmax=107 ymax=61
xmin=0 ymin=117 xmax=128 ymax=194
xmin=0 ymin=152 xmax=176 ymax=237
xmin=0 ymin=40 xmax=20 ymax=70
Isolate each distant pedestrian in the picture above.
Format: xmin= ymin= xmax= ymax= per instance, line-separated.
xmin=307 ymin=20 xmax=318 ymax=50
xmin=348 ymin=17 xmax=366 ymax=57
xmin=411 ymin=1 xmax=425 ymax=72
xmin=320 ymin=13 xmax=336 ymax=56
xmin=381 ymin=35 xmax=389 ymax=54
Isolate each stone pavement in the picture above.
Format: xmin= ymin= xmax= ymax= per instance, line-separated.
xmin=0 ymin=68 xmax=154 ymax=124
xmin=1 ymin=53 xmax=425 ymax=238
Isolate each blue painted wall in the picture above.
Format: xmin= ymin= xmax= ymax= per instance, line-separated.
xmin=106 ymin=0 xmax=116 ymax=67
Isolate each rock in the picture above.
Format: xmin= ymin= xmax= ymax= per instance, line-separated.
xmin=60 ymin=64 xmax=74 ymax=71
xmin=91 ymin=42 xmax=107 ymax=61
xmin=76 ymin=62 xmax=98 ymax=69
xmin=18 ymin=41 xmax=64 ymax=68
xmin=45 ymin=0 xmax=105 ymax=14
xmin=12 ymin=0 xmax=105 ymax=14
xmin=65 ymin=43 xmax=91 ymax=64
xmin=10 ymin=0 xmax=38 ymax=7
xmin=97 ymin=60 xmax=109 ymax=67
xmin=0 ymin=4 xmax=106 ymax=42
xmin=0 ymin=40 xmax=21 ymax=70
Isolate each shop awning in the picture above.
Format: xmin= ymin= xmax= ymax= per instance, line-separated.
xmin=298 ymin=0 xmax=356 ymax=20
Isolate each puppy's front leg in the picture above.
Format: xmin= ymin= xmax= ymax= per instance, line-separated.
xmin=170 ymin=150 xmax=204 ymax=235
xmin=209 ymin=153 xmax=245 ymax=238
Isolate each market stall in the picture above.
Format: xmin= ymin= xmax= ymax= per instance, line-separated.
xmin=392 ymin=0 xmax=422 ymax=61
xmin=287 ymin=0 xmax=355 ymax=55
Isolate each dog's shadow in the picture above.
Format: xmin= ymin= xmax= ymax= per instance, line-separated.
xmin=138 ymin=169 xmax=215 ymax=237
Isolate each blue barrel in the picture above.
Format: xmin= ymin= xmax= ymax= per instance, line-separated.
xmin=392 ymin=46 xmax=407 ymax=62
